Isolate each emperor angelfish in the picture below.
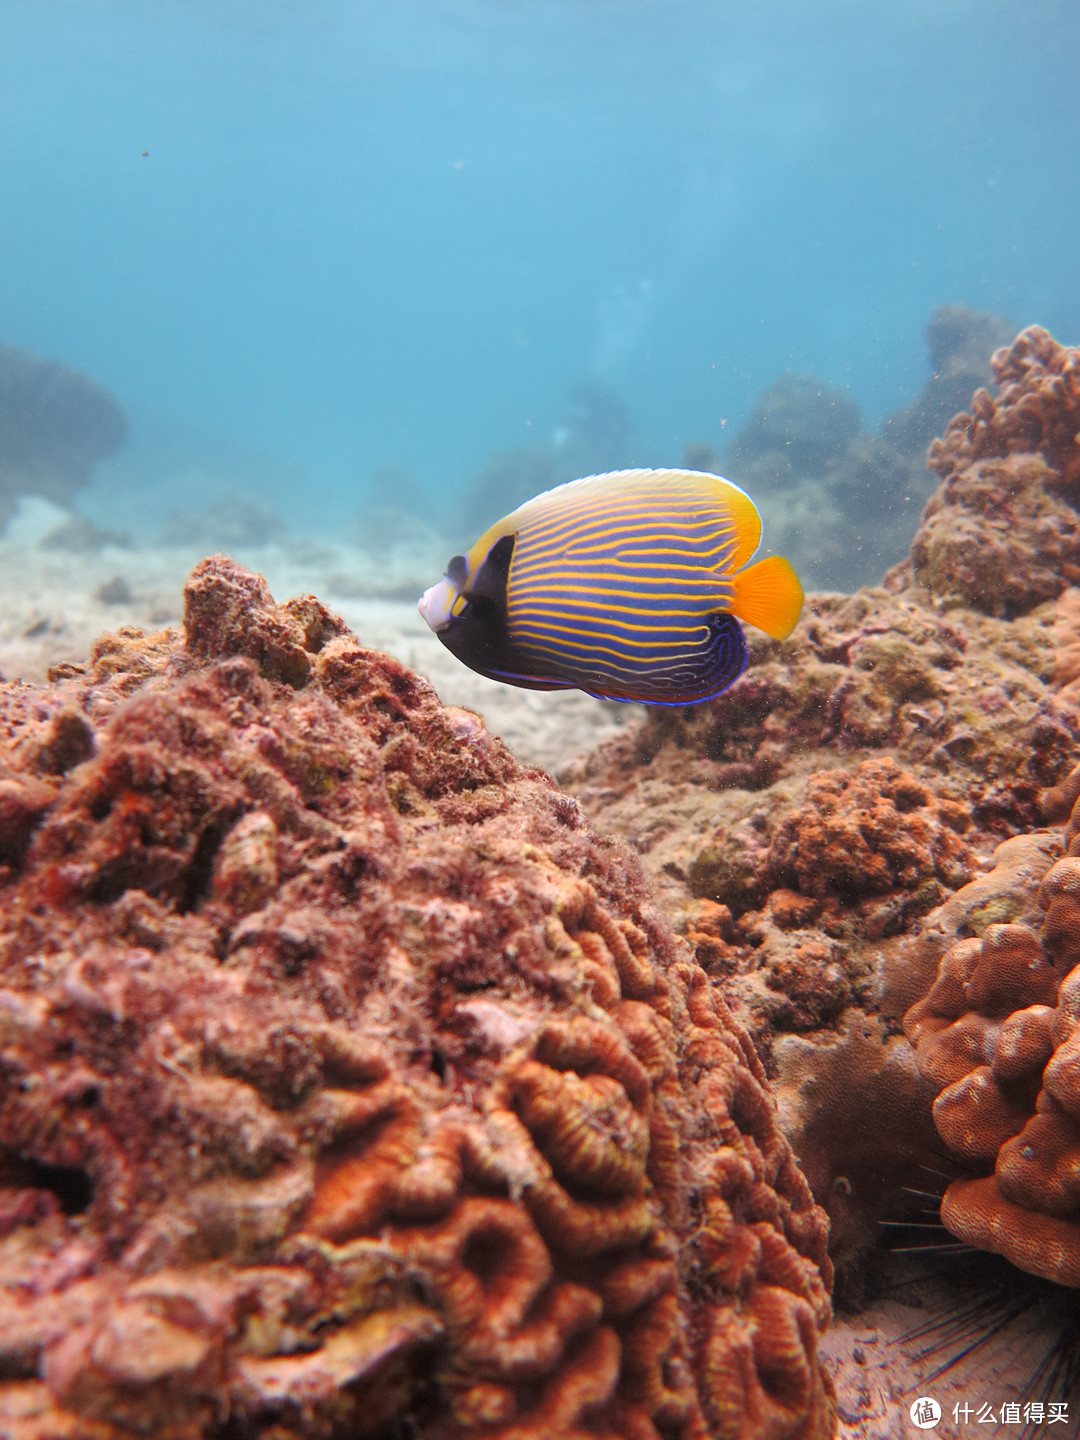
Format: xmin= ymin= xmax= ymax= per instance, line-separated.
xmin=417 ymin=467 xmax=803 ymax=705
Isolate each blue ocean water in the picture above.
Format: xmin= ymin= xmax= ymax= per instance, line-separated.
xmin=0 ymin=0 xmax=1077 ymax=538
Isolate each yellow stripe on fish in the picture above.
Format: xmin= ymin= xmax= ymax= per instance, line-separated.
xmin=417 ymin=467 xmax=803 ymax=705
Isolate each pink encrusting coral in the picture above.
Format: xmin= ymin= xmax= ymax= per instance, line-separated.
xmin=0 ymin=557 xmax=835 ymax=1439
xmin=911 ymin=326 xmax=1080 ymax=617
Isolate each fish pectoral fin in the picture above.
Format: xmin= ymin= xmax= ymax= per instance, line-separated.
xmin=728 ymin=554 xmax=804 ymax=639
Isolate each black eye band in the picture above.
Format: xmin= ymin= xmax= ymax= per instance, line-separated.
xmin=446 ymin=555 xmax=467 ymax=587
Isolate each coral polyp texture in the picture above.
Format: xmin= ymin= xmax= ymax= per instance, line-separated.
xmin=911 ymin=326 xmax=1080 ymax=616
xmin=560 ymin=326 xmax=1080 ymax=1282
xmin=903 ymin=760 xmax=1080 ymax=1287
xmin=927 ymin=325 xmax=1080 ymax=488
xmin=0 ymin=556 xmax=835 ymax=1440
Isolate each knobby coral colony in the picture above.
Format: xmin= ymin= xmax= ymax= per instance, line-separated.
xmin=0 ymin=557 xmax=835 ymax=1439
xmin=894 ymin=766 xmax=1080 ymax=1423
xmin=904 ymin=760 xmax=1080 ymax=1288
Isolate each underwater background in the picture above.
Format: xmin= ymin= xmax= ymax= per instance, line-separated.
xmin=1 ymin=0 xmax=1079 ymax=583
xmin=4 ymin=5 xmax=1080 ymax=1436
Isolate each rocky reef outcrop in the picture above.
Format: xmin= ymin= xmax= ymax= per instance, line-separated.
xmin=562 ymin=324 xmax=1080 ymax=1288
xmin=0 ymin=558 xmax=834 ymax=1439
xmin=0 ymin=343 xmax=127 ymax=534
xmin=911 ymin=325 xmax=1080 ymax=616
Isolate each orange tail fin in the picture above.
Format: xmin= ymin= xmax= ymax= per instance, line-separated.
xmin=728 ymin=555 xmax=803 ymax=639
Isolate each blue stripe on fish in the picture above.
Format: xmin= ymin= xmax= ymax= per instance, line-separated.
xmin=501 ymin=477 xmax=744 ymax=699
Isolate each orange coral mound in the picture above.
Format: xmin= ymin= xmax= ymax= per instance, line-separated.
xmin=904 ymin=762 xmax=1080 ymax=1286
xmin=769 ymin=756 xmax=972 ymax=907
xmin=0 ymin=557 xmax=834 ymax=1440
xmin=940 ymin=1176 xmax=1080 ymax=1288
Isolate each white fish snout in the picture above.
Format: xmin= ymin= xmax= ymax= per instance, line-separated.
xmin=418 ymin=578 xmax=456 ymax=633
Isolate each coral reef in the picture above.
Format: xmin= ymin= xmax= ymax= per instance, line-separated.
xmin=552 ymin=377 xmax=633 ymax=481
xmin=1048 ymin=586 xmax=1080 ymax=702
xmin=562 ymin=324 xmax=1080 ymax=1281
xmin=724 ymin=376 xmax=862 ymax=481
xmin=911 ymin=453 xmax=1080 ymax=619
xmin=902 ymin=765 xmax=1080 ymax=1287
xmin=351 ymin=466 xmax=446 ymax=569
xmin=911 ymin=326 xmax=1080 ymax=616
xmin=40 ymin=518 xmax=134 ymax=557
xmin=718 ymin=376 xmax=911 ymax=593
xmin=456 ymin=448 xmax=564 ymax=542
xmin=927 ymin=325 xmax=1080 ymax=488
xmin=0 ymin=556 xmax=834 ymax=1438
xmin=0 ymin=344 xmax=128 ymax=534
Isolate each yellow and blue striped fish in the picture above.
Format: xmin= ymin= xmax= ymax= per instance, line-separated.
xmin=417 ymin=467 xmax=803 ymax=705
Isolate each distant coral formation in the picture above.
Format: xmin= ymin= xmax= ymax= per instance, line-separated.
xmin=159 ymin=493 xmax=288 ymax=551
xmin=455 ymin=377 xmax=633 ymax=540
xmin=0 ymin=557 xmax=834 ymax=1438
xmin=0 ymin=342 xmax=127 ymax=533
xmin=882 ymin=303 xmax=1015 ymax=459
xmin=724 ymin=374 xmax=862 ymax=480
xmin=707 ymin=304 xmax=1014 ymax=592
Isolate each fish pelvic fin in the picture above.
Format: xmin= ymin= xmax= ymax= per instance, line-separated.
xmin=728 ymin=554 xmax=804 ymax=639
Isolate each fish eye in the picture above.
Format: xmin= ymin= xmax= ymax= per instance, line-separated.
xmin=446 ymin=555 xmax=467 ymax=588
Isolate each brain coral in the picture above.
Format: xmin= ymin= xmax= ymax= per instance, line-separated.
xmin=903 ymin=760 xmax=1080 ymax=1287
xmin=0 ymin=557 xmax=834 ymax=1440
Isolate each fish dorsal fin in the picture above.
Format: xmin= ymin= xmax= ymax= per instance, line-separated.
xmin=595 ymin=469 xmax=764 ymax=570
xmin=700 ymin=473 xmax=763 ymax=571
xmin=501 ymin=467 xmax=764 ymax=564
xmin=468 ymin=468 xmax=766 ymax=594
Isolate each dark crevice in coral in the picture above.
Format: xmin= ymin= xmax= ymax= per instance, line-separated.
xmin=177 ymin=812 xmax=238 ymax=914
xmin=0 ymin=779 xmax=56 ymax=868
xmin=13 ymin=1154 xmax=94 ymax=1214
xmin=0 ymin=1352 xmax=37 ymax=1382
xmin=36 ymin=711 xmax=96 ymax=775
xmin=88 ymin=792 xmax=112 ymax=822
xmin=461 ymin=1227 xmax=509 ymax=1285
